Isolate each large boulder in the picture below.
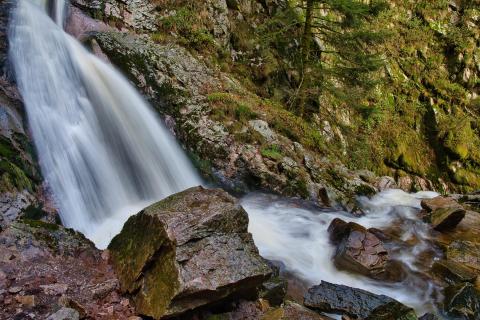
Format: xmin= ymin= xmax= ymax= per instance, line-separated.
xmin=421 ymin=197 xmax=466 ymax=231
xmin=303 ymin=281 xmax=416 ymax=319
xmin=108 ymin=186 xmax=272 ymax=319
xmin=328 ymin=218 xmax=389 ymax=279
xmin=0 ymin=220 xmax=133 ymax=319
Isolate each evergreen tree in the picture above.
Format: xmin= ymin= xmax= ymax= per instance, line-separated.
xmin=295 ymin=0 xmax=389 ymax=115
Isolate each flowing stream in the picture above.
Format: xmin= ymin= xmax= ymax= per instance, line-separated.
xmin=9 ymin=0 xmax=445 ymax=317
xmin=9 ymin=0 xmax=201 ymax=248
xmin=244 ymin=189 xmax=443 ymax=315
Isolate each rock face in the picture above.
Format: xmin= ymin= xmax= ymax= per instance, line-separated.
xmin=0 ymin=220 xmax=133 ymax=319
xmin=431 ymin=260 xmax=478 ymax=285
xmin=304 ymin=281 xmax=416 ymax=319
xmin=421 ymin=197 xmax=466 ymax=231
xmin=108 ymin=186 xmax=272 ymax=319
xmin=328 ymin=218 xmax=389 ymax=278
xmin=446 ymin=240 xmax=480 ymax=273
xmin=444 ymin=282 xmax=480 ymax=320
xmin=85 ymin=29 xmax=387 ymax=211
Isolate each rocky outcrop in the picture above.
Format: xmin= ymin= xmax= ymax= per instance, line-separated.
xmin=0 ymin=220 xmax=133 ymax=319
xmin=431 ymin=260 xmax=478 ymax=285
xmin=446 ymin=240 xmax=480 ymax=273
xmin=86 ymin=30 xmax=386 ymax=210
xmin=108 ymin=186 xmax=272 ymax=319
xmin=421 ymin=197 xmax=466 ymax=231
xmin=328 ymin=218 xmax=389 ymax=279
xmin=443 ymin=282 xmax=480 ymax=320
xmin=303 ymin=281 xmax=417 ymax=319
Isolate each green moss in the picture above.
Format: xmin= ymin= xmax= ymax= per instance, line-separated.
xmin=21 ymin=219 xmax=60 ymax=231
xmin=0 ymin=160 xmax=32 ymax=192
xmin=21 ymin=205 xmax=47 ymax=221
xmin=261 ymin=145 xmax=283 ymax=161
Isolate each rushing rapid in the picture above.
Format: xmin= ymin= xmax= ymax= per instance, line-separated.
xmin=9 ymin=0 xmax=201 ymax=248
xmin=243 ymin=189 xmax=442 ymax=315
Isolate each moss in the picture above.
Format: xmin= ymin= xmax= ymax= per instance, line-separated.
xmin=21 ymin=205 xmax=47 ymax=221
xmin=21 ymin=219 xmax=60 ymax=231
xmin=355 ymin=184 xmax=377 ymax=197
xmin=0 ymin=160 xmax=32 ymax=192
xmin=261 ymin=145 xmax=283 ymax=161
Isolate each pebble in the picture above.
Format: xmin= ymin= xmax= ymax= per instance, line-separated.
xmin=8 ymin=286 xmax=22 ymax=294
xmin=40 ymin=283 xmax=69 ymax=295
xmin=15 ymin=295 xmax=35 ymax=307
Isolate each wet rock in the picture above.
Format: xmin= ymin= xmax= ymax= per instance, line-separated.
xmin=259 ymin=276 xmax=287 ymax=307
xmin=432 ymin=260 xmax=478 ymax=285
xmin=46 ymin=307 xmax=80 ymax=320
xmin=418 ymin=313 xmax=439 ymax=320
xmin=108 ymin=186 xmax=272 ymax=319
xmin=376 ymin=176 xmax=398 ymax=191
xmin=366 ymin=301 xmax=417 ymax=320
xmin=304 ymin=281 xmax=416 ymax=319
xmin=328 ymin=218 xmax=389 ymax=278
xmin=421 ymin=197 xmax=466 ymax=231
xmin=444 ymin=282 xmax=480 ymax=319
xmin=446 ymin=240 xmax=480 ymax=273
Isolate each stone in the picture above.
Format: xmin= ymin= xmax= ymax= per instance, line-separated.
xmin=431 ymin=260 xmax=477 ymax=285
xmin=15 ymin=295 xmax=35 ymax=307
xmin=0 ymin=221 xmax=133 ymax=319
xmin=328 ymin=218 xmax=389 ymax=278
xmin=108 ymin=186 xmax=272 ymax=319
xmin=46 ymin=307 xmax=80 ymax=320
xmin=57 ymin=296 xmax=87 ymax=319
xmin=421 ymin=197 xmax=465 ymax=231
xmin=304 ymin=281 xmax=416 ymax=319
xmin=248 ymin=119 xmax=277 ymax=142
xmin=366 ymin=302 xmax=418 ymax=320
xmin=8 ymin=286 xmax=22 ymax=294
xmin=376 ymin=176 xmax=398 ymax=191
xmin=259 ymin=276 xmax=287 ymax=307
xmin=446 ymin=240 xmax=480 ymax=272
xmin=40 ymin=284 xmax=69 ymax=296
xmin=90 ymin=279 xmax=117 ymax=299
xmin=418 ymin=314 xmax=439 ymax=320
xmin=444 ymin=282 xmax=480 ymax=319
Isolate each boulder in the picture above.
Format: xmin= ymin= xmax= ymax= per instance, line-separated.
xmin=431 ymin=260 xmax=477 ymax=285
xmin=304 ymin=281 xmax=416 ymax=319
xmin=444 ymin=282 xmax=480 ymax=320
xmin=0 ymin=221 xmax=133 ymax=319
xmin=421 ymin=197 xmax=466 ymax=231
xmin=108 ymin=186 xmax=272 ymax=319
xmin=328 ymin=218 xmax=389 ymax=278
xmin=46 ymin=307 xmax=80 ymax=320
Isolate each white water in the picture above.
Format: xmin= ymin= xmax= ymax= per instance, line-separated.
xmin=243 ymin=189 xmax=441 ymax=314
xmin=9 ymin=0 xmax=201 ymax=248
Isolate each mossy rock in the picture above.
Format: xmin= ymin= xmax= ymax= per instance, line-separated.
xmin=108 ymin=186 xmax=272 ymax=319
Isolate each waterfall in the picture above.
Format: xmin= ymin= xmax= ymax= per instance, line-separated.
xmin=9 ymin=0 xmax=201 ymax=248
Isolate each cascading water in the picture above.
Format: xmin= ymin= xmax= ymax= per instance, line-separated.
xmin=9 ymin=0 xmax=201 ymax=248
xmin=243 ymin=189 xmax=443 ymax=315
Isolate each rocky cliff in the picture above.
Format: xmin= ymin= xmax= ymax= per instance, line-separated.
xmin=70 ymin=0 xmax=479 ymax=206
